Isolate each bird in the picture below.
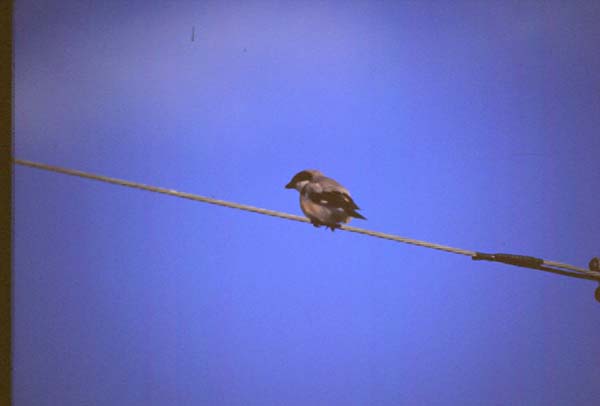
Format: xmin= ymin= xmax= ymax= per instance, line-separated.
xmin=285 ymin=169 xmax=366 ymax=231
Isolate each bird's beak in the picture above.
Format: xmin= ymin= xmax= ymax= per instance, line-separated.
xmin=285 ymin=182 xmax=294 ymax=189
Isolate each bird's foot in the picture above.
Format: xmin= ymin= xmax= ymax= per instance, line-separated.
xmin=326 ymin=224 xmax=341 ymax=232
xmin=310 ymin=220 xmax=340 ymax=231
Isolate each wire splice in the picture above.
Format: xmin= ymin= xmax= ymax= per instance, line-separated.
xmin=472 ymin=252 xmax=544 ymax=268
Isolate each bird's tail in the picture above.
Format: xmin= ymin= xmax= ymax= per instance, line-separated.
xmin=349 ymin=210 xmax=366 ymax=220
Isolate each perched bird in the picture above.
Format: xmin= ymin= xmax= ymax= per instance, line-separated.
xmin=285 ymin=169 xmax=366 ymax=231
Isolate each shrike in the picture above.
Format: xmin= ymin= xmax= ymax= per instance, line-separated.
xmin=285 ymin=169 xmax=366 ymax=231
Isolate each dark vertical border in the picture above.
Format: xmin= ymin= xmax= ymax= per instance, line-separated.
xmin=0 ymin=1 xmax=13 ymax=405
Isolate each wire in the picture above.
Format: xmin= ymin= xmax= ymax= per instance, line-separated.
xmin=13 ymin=160 xmax=477 ymax=256
xmin=14 ymin=159 xmax=600 ymax=282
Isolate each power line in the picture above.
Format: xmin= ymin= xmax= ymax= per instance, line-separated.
xmin=14 ymin=159 xmax=600 ymax=295
xmin=11 ymin=160 xmax=478 ymax=256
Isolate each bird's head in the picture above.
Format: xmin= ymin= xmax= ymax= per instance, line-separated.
xmin=285 ymin=169 xmax=322 ymax=191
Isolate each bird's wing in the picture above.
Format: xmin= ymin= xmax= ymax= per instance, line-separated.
xmin=304 ymin=177 xmax=360 ymax=210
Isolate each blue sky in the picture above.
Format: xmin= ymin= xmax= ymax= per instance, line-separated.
xmin=14 ymin=1 xmax=600 ymax=405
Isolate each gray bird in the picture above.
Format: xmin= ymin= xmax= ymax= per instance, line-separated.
xmin=285 ymin=169 xmax=366 ymax=231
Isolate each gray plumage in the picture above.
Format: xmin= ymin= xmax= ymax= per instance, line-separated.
xmin=285 ymin=169 xmax=366 ymax=231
